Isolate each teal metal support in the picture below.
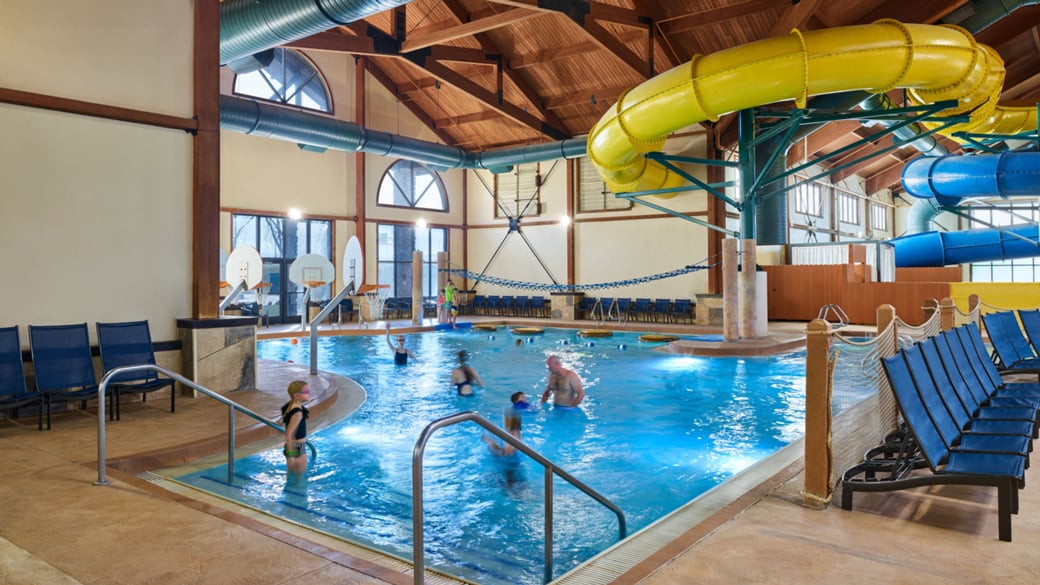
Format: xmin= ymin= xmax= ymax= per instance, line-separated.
xmin=616 ymin=193 xmax=739 ymax=236
xmin=738 ymin=109 xmax=757 ymax=239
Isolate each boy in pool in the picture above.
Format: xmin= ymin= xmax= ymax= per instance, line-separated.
xmin=281 ymin=380 xmax=310 ymax=484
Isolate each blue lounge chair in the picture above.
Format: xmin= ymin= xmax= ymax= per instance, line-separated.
xmin=906 ymin=344 xmax=1031 ymax=459
xmin=928 ymin=335 xmax=1040 ymax=423
xmin=1018 ymin=309 xmax=1040 ymax=355
xmin=980 ymin=311 xmax=1040 ymax=373
xmin=96 ymin=320 xmax=176 ymax=421
xmin=906 ymin=344 xmax=1035 ymax=440
xmin=670 ymin=299 xmax=693 ymax=323
xmin=842 ymin=352 xmax=1024 ymax=542
xmin=956 ymin=324 xmax=1040 ymax=397
xmin=651 ymin=298 xmax=671 ymax=322
xmin=0 ymin=326 xmax=44 ymax=431
xmin=28 ymin=323 xmax=98 ymax=429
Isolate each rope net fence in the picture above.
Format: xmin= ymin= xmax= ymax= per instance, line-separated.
xmin=803 ymin=298 xmax=973 ymax=508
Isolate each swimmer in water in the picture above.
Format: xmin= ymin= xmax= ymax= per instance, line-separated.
xmin=386 ymin=323 xmax=417 ymax=365
xmin=451 ymin=350 xmax=484 ymax=396
xmin=540 ymin=355 xmax=585 ymax=407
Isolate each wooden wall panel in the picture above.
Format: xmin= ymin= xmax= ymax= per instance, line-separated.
xmin=895 ymin=266 xmax=962 ymax=282
xmin=763 ymin=265 xmax=952 ymax=325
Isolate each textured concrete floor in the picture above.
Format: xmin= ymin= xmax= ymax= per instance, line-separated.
xmin=1 ymin=319 xmax=1038 ymax=585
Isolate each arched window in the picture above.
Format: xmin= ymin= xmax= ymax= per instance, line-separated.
xmin=233 ymin=48 xmax=332 ymax=113
xmin=377 ymin=160 xmax=448 ymax=211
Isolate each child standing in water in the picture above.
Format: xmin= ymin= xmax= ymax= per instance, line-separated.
xmin=281 ymin=380 xmax=310 ymax=483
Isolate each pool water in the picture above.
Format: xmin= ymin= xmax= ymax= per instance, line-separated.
xmin=176 ymin=328 xmax=808 ymax=584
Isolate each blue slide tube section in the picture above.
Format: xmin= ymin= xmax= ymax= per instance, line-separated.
xmin=891 ymin=152 xmax=1040 ymax=267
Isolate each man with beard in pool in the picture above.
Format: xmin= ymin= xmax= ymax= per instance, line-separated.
xmin=540 ymin=355 xmax=585 ymax=408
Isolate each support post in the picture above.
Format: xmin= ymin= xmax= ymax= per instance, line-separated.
xmin=412 ymin=251 xmax=423 ymax=325
xmin=739 ymin=239 xmax=759 ymax=339
xmin=939 ymin=297 xmax=956 ymax=331
xmin=722 ymin=238 xmax=739 ymax=341
xmin=803 ymin=318 xmax=832 ymax=508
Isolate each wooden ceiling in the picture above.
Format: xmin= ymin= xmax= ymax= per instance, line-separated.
xmin=285 ymin=0 xmax=1040 ymax=196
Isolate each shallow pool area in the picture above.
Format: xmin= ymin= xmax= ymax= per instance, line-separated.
xmin=176 ymin=328 xmax=811 ymax=584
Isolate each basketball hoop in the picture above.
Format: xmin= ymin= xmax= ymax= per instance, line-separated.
xmin=356 ymin=283 xmax=390 ymax=327
xmin=253 ymin=282 xmax=271 ymax=327
xmin=304 ymin=281 xmax=326 ymax=289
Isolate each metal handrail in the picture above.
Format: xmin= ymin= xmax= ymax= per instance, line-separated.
xmin=412 ymin=411 xmax=627 ymax=585
xmin=94 ymin=364 xmax=314 ymax=486
xmin=309 ymin=280 xmax=355 ymax=374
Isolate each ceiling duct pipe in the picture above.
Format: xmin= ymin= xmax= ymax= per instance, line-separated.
xmin=220 ymin=0 xmax=415 ymax=65
xmin=220 ymin=95 xmax=587 ymax=171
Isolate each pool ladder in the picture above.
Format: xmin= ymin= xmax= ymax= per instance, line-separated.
xmin=412 ymin=411 xmax=627 ymax=585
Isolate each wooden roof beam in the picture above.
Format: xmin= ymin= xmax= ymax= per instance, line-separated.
xmin=401 ymin=8 xmax=540 ymax=53
xmin=657 ymin=0 xmax=782 ymax=35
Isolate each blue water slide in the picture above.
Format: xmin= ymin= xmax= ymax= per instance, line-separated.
xmin=890 ymin=152 xmax=1040 ymax=267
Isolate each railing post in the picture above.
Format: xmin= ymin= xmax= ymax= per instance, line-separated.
xmin=544 ymin=466 xmax=554 ymax=584
xmin=968 ymin=293 xmax=980 ymax=322
xmin=877 ymin=304 xmax=897 ymax=357
xmin=802 ymin=318 xmax=832 ymax=508
xmin=228 ymin=407 xmax=236 ymax=484
xmin=940 ymin=297 xmax=956 ymax=331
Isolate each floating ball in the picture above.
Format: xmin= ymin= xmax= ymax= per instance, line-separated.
xmin=617 ymin=344 xmax=627 ymax=350
xmin=527 ymin=337 xmax=534 ymax=343
xmin=290 ymin=338 xmax=298 ymax=345
xmin=586 ymin=341 xmax=595 ymax=347
xmin=560 ymin=340 xmax=569 ymax=345
xmin=488 ymin=335 xmax=496 ymax=340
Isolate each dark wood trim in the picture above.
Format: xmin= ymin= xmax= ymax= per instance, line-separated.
xmin=355 ymin=57 xmax=368 ymax=269
xmin=706 ymin=140 xmax=726 ymax=294
xmin=0 ymin=87 xmax=197 ymax=132
xmin=176 ymin=317 xmax=259 ymax=329
xmin=192 ymin=0 xmax=221 ymax=320
xmin=220 ymin=206 xmax=358 ymax=223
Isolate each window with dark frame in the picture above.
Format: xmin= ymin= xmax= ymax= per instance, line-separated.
xmin=232 ymin=48 xmax=332 ymax=113
xmin=377 ymin=160 xmax=448 ymax=212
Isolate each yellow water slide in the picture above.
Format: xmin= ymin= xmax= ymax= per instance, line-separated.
xmin=587 ymin=20 xmax=1037 ymax=194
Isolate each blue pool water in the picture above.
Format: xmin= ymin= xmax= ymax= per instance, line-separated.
xmin=176 ymin=328 xmax=808 ymax=584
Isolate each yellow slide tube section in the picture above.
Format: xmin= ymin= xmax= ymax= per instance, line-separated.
xmin=587 ymin=20 xmax=1037 ymax=194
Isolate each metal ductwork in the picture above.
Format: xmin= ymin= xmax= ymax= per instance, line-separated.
xmin=220 ymin=0 xmax=415 ymax=65
xmin=221 ymin=95 xmax=587 ymax=170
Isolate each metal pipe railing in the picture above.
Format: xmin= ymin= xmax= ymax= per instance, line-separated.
xmin=412 ymin=411 xmax=626 ymax=585
xmin=94 ymin=364 xmax=313 ymax=486
xmin=309 ymin=280 xmax=354 ymax=374
xmin=218 ymin=279 xmax=247 ymax=314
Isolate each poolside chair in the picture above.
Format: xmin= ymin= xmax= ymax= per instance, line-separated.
xmin=578 ymin=296 xmax=597 ymax=320
xmin=651 ymin=298 xmax=671 ymax=322
xmin=28 ymin=323 xmax=98 ymax=429
xmin=980 ymin=311 xmax=1040 ymax=373
xmin=96 ymin=320 xmax=175 ymax=421
xmin=906 ymin=343 xmax=1036 ymax=439
xmin=0 ymin=326 xmax=44 ymax=431
xmin=908 ymin=343 xmax=1031 ymax=460
xmin=929 ymin=334 xmax=1040 ymax=421
xmin=670 ymin=299 xmax=693 ymax=323
xmin=1017 ymin=309 xmax=1040 ymax=355
xmin=529 ymin=296 xmax=548 ymax=318
xmin=842 ymin=352 xmax=1024 ymax=542
xmin=953 ymin=325 xmax=1040 ymax=398
xmin=632 ymin=298 xmax=651 ymax=322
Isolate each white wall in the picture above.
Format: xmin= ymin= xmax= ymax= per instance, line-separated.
xmin=0 ymin=1 xmax=193 ymax=342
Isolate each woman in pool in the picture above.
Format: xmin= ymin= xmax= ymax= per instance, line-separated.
xmin=451 ymin=350 xmax=484 ymax=396
xmin=482 ymin=408 xmax=522 ymax=457
xmin=385 ymin=323 xmax=417 ymax=365
xmin=281 ymin=380 xmax=310 ymax=483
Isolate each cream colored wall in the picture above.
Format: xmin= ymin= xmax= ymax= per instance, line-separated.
xmin=0 ymin=1 xmax=193 ymax=342
xmin=465 ymin=148 xmax=713 ymax=300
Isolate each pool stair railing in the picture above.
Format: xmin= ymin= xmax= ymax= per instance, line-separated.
xmin=92 ymin=364 xmax=315 ymax=487
xmin=309 ymin=278 xmax=356 ymax=374
xmin=412 ymin=411 xmax=627 ymax=585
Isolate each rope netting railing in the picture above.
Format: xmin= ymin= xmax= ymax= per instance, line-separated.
xmin=951 ymin=299 xmax=981 ymax=328
xmin=442 ymin=259 xmax=716 ymax=293
xmin=803 ymin=304 xmax=946 ymax=507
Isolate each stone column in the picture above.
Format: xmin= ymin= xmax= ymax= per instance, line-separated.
xmin=722 ymin=238 xmax=739 ymax=341
xmin=739 ymin=239 xmax=762 ymax=339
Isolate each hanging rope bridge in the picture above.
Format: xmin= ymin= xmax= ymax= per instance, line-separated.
xmin=444 ymin=258 xmax=717 ymax=292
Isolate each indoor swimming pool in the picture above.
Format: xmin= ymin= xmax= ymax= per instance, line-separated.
xmin=176 ymin=328 xmax=811 ymax=584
